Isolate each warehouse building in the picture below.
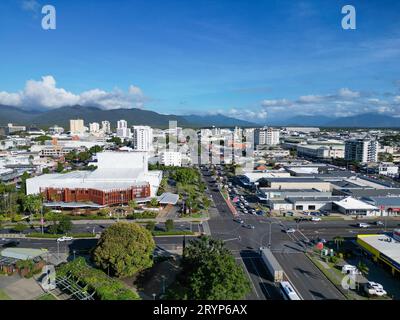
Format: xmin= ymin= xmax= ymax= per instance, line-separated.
xmin=333 ymin=197 xmax=379 ymax=216
xmin=357 ymin=233 xmax=400 ymax=276
xmin=260 ymin=177 xmax=332 ymax=192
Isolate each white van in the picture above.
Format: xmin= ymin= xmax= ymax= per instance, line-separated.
xmin=342 ymin=265 xmax=360 ymax=274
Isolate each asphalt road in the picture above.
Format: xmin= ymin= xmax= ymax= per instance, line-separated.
xmin=200 ymin=166 xmax=348 ymax=300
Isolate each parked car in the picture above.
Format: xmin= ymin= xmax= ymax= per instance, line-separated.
xmin=375 ymin=221 xmax=384 ymax=226
xmin=295 ymin=217 xmax=311 ymax=222
xmin=233 ymin=218 xmax=244 ymax=224
xmin=286 ymin=228 xmax=296 ymax=233
xmin=365 ymin=282 xmax=387 ymax=296
xmin=357 ymin=223 xmax=371 ymax=228
xmin=242 ymin=224 xmax=255 ymax=229
xmin=311 ymin=217 xmax=321 ymax=222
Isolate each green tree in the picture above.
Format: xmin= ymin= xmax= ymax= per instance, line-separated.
xmin=149 ymin=197 xmax=159 ymax=208
xmin=42 ymin=168 xmax=50 ymax=174
xmin=57 ymin=215 xmax=73 ymax=234
xmin=146 ymin=221 xmax=156 ymax=232
xmin=20 ymin=171 xmax=30 ymax=195
xmin=56 ymin=162 xmax=64 ymax=173
xmin=78 ymin=151 xmax=91 ymax=162
xmin=89 ymin=145 xmax=103 ymax=154
xmin=22 ymin=194 xmax=42 ymax=217
xmin=333 ymin=236 xmax=345 ymax=251
xmin=169 ymin=236 xmax=251 ymax=299
xmin=357 ymin=261 xmax=369 ymax=276
xmin=65 ymin=151 xmax=78 ymax=162
xmin=165 ymin=219 xmax=174 ymax=232
xmin=13 ymin=223 xmax=28 ymax=233
xmin=93 ymin=222 xmax=155 ymax=278
xmin=128 ymin=200 xmax=139 ymax=210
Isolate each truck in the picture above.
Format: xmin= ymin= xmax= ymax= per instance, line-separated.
xmin=259 ymin=247 xmax=284 ymax=283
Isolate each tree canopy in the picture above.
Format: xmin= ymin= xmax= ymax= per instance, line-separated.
xmin=168 ymin=236 xmax=251 ymax=300
xmin=92 ymin=222 xmax=155 ymax=278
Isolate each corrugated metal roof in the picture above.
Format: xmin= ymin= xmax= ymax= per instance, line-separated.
xmin=0 ymin=248 xmax=47 ymax=260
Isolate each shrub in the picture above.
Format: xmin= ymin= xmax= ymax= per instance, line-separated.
xmin=126 ymin=211 xmax=157 ymax=219
xmin=57 ymin=257 xmax=140 ymax=300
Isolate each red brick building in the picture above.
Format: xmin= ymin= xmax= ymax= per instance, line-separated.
xmin=41 ymin=184 xmax=150 ymax=206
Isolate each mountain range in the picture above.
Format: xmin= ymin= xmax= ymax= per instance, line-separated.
xmin=0 ymin=105 xmax=256 ymax=129
xmin=267 ymin=113 xmax=400 ymax=128
xmin=1 ymin=105 xmax=399 ymax=129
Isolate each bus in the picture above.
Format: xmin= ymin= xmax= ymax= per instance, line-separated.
xmin=280 ymin=281 xmax=301 ymax=300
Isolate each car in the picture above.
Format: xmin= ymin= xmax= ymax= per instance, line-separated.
xmin=57 ymin=236 xmax=73 ymax=242
xmin=285 ymin=228 xmax=296 ymax=233
xmin=375 ymin=221 xmax=384 ymax=226
xmin=295 ymin=217 xmax=311 ymax=222
xmin=242 ymin=224 xmax=255 ymax=229
xmin=243 ymin=209 xmax=248 ymax=214
xmin=368 ymin=282 xmax=384 ymax=290
xmin=357 ymin=223 xmax=371 ymax=228
xmin=311 ymin=217 xmax=321 ymax=222
xmin=2 ymin=240 xmax=20 ymax=248
xmin=233 ymin=218 xmax=244 ymax=224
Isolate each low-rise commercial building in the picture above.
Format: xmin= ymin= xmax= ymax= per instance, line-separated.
xmin=357 ymin=233 xmax=400 ymax=276
xmin=26 ymin=151 xmax=162 ymax=207
xmin=333 ymin=197 xmax=379 ymax=216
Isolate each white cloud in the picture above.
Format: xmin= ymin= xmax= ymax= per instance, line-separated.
xmin=298 ymin=95 xmax=325 ymax=103
xmin=21 ymin=0 xmax=40 ymax=12
xmin=128 ymin=85 xmax=143 ymax=97
xmin=338 ymin=88 xmax=360 ymax=99
xmin=0 ymin=75 xmax=146 ymax=110
xmin=261 ymin=99 xmax=292 ymax=107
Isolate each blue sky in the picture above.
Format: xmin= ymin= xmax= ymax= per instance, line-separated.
xmin=0 ymin=0 xmax=399 ymax=123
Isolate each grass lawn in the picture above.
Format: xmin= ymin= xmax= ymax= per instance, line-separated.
xmin=0 ymin=289 xmax=11 ymax=300
xmin=36 ymin=293 xmax=57 ymax=300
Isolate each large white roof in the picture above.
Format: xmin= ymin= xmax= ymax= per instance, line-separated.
xmin=333 ymin=197 xmax=378 ymax=210
xmin=358 ymin=234 xmax=400 ymax=267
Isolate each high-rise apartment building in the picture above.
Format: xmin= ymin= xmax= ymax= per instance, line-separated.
xmin=345 ymin=138 xmax=378 ymax=163
xmin=101 ymin=121 xmax=111 ymax=134
xmin=89 ymin=122 xmax=100 ymax=133
xmin=255 ymin=127 xmax=280 ymax=147
xmin=132 ymin=126 xmax=153 ymax=151
xmin=116 ymin=120 xmax=131 ymax=139
xmin=70 ymin=119 xmax=85 ymax=134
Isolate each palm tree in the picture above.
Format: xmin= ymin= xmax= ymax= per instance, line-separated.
xmin=357 ymin=261 xmax=369 ymax=276
xmin=333 ymin=236 xmax=345 ymax=251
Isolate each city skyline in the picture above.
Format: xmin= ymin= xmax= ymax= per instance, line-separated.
xmin=0 ymin=0 xmax=400 ymax=123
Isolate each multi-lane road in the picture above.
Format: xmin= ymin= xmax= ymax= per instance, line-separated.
xmin=199 ymin=166 xmax=399 ymax=300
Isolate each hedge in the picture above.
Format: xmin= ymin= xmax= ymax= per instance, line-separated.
xmin=26 ymin=232 xmax=96 ymax=239
xmin=126 ymin=211 xmax=158 ymax=219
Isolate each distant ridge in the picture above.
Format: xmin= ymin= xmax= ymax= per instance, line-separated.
xmin=268 ymin=112 xmax=400 ymax=128
xmin=0 ymin=105 xmax=256 ymax=129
